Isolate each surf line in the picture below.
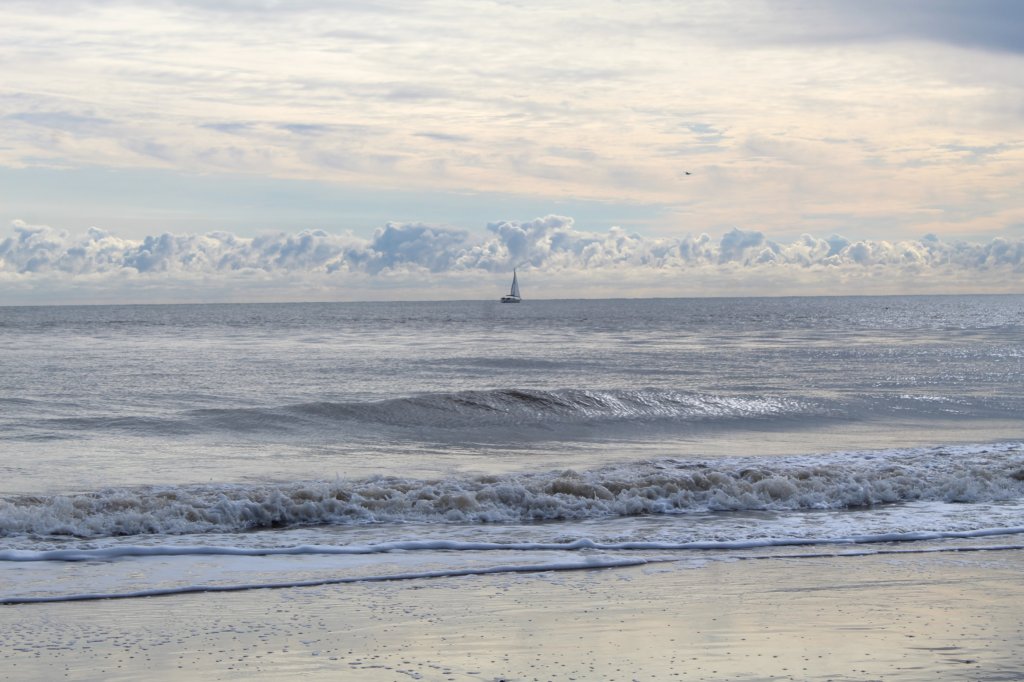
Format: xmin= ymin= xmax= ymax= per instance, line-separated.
xmin=0 ymin=556 xmax=666 ymax=606
xmin=731 ymin=543 xmax=1024 ymax=562
xmin=6 ymin=526 xmax=1024 ymax=563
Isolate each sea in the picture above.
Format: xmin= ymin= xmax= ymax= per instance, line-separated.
xmin=1 ymin=295 xmax=1023 ymax=604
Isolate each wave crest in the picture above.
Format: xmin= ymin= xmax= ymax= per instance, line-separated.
xmin=2 ymin=443 xmax=1022 ymax=539
xmin=252 ymin=388 xmax=811 ymax=430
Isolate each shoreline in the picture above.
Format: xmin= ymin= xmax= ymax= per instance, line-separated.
xmin=3 ymin=548 xmax=1023 ymax=680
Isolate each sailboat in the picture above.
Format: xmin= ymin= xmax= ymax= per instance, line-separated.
xmin=500 ymin=269 xmax=522 ymax=303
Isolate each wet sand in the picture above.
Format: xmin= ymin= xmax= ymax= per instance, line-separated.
xmin=3 ymin=548 xmax=1023 ymax=681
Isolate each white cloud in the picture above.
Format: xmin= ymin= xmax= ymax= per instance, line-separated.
xmin=2 ymin=0 xmax=1023 ymax=244
xmin=2 ymin=217 xmax=1022 ymax=305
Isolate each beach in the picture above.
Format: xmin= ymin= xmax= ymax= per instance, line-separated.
xmin=4 ymin=0 xmax=1024 ymax=675
xmin=4 ymin=544 xmax=1023 ymax=681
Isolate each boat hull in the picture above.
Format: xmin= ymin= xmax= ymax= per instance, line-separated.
xmin=500 ymin=296 xmax=521 ymax=303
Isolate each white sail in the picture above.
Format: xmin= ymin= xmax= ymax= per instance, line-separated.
xmin=501 ymin=269 xmax=521 ymax=302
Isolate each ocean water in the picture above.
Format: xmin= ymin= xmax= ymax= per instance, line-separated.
xmin=1 ymin=295 xmax=1023 ymax=604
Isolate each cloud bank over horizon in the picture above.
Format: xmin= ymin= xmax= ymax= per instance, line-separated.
xmin=2 ymin=217 xmax=1021 ymax=305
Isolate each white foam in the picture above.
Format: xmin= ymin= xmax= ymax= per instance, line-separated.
xmin=3 ymin=442 xmax=1023 ymax=539
xmin=4 ymin=526 xmax=1024 ymax=563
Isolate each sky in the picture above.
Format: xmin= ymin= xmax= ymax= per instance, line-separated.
xmin=1 ymin=0 xmax=1023 ymax=303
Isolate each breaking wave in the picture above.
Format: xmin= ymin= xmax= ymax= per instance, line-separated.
xmin=2 ymin=443 xmax=1022 ymax=539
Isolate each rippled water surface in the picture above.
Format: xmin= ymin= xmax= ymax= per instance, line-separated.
xmin=2 ymin=295 xmax=1023 ymax=602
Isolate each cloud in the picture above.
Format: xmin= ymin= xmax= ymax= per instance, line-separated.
xmin=365 ymin=223 xmax=470 ymax=274
xmin=2 ymin=0 xmax=1023 ymax=243
xmin=2 ymin=217 xmax=1022 ymax=305
xmin=779 ymin=0 xmax=1024 ymax=55
xmin=5 ymin=110 xmax=112 ymax=132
